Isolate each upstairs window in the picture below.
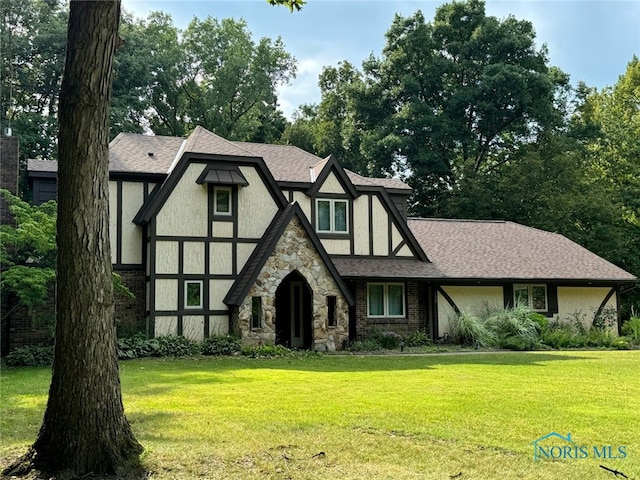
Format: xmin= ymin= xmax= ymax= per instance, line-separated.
xmin=316 ymin=199 xmax=348 ymax=233
xmin=514 ymin=284 xmax=547 ymax=311
xmin=367 ymin=283 xmax=405 ymax=318
xmin=214 ymin=186 xmax=232 ymax=215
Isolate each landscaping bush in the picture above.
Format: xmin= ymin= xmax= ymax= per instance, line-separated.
xmin=5 ymin=345 xmax=54 ymax=367
xmin=151 ymin=335 xmax=202 ymax=357
xmin=621 ymin=317 xmax=640 ymax=345
xmin=117 ymin=333 xmax=157 ymax=359
xmin=347 ymin=339 xmax=384 ymax=352
xmin=404 ymin=331 xmax=432 ymax=347
xmin=612 ymin=337 xmax=631 ymax=350
xmin=372 ymin=331 xmax=403 ymax=349
xmin=201 ymin=335 xmax=242 ymax=356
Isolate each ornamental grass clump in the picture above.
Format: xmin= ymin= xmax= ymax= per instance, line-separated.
xmin=448 ymin=310 xmax=496 ymax=348
xmin=485 ymin=304 xmax=541 ymax=350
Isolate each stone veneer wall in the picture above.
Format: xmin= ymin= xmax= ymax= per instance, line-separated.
xmin=235 ymin=217 xmax=349 ymax=351
xmin=354 ymin=280 xmax=428 ymax=339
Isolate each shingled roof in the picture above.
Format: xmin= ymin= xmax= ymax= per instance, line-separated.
xmin=408 ymin=218 xmax=637 ymax=282
xmin=29 ymin=128 xmax=411 ymax=191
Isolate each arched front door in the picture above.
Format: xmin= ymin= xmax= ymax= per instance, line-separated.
xmin=275 ymin=271 xmax=313 ymax=349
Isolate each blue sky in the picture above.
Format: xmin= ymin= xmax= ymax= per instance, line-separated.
xmin=122 ymin=0 xmax=640 ymax=118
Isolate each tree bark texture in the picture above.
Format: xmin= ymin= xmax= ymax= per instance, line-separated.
xmin=12 ymin=1 xmax=143 ymax=476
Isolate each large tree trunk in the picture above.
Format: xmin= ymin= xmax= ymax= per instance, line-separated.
xmin=3 ymin=1 xmax=143 ymax=477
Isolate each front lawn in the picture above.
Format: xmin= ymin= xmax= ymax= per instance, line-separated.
xmin=2 ymin=351 xmax=638 ymax=479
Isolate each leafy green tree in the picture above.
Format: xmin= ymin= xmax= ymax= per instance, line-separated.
xmin=345 ymin=1 xmax=566 ymax=215
xmin=0 ymin=190 xmax=56 ymax=314
xmin=1 ymin=0 xmax=67 ymax=161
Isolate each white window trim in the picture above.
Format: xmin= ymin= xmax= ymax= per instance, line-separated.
xmin=214 ymin=186 xmax=232 ymax=216
xmin=315 ymin=198 xmax=349 ymax=233
xmin=514 ymin=284 xmax=548 ymax=312
xmin=184 ymin=280 xmax=204 ymax=309
xmin=367 ymin=282 xmax=406 ymax=318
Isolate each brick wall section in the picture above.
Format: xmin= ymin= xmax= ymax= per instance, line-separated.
xmin=5 ymin=287 xmax=56 ymax=354
xmin=0 ymin=135 xmax=20 ymax=226
xmin=113 ymin=268 xmax=147 ymax=336
xmin=354 ymin=280 xmax=428 ymax=339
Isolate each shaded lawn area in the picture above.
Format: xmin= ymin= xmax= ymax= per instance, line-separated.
xmin=1 ymin=351 xmax=639 ymax=479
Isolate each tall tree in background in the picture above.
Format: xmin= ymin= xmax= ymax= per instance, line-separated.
xmin=0 ymin=0 xmax=67 ymax=161
xmin=111 ymin=14 xmax=296 ymax=141
xmin=352 ymin=0 xmax=566 ymax=215
xmin=281 ymin=61 xmax=366 ymax=172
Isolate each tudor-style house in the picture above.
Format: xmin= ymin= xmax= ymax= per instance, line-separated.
xmin=21 ymin=127 xmax=636 ymax=350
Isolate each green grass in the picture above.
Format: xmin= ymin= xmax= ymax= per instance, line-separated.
xmin=2 ymin=351 xmax=639 ymax=479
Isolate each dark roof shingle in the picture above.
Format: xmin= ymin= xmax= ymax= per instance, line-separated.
xmin=408 ymin=218 xmax=636 ymax=282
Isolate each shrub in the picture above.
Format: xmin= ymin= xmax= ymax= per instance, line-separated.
xmin=201 ymin=335 xmax=242 ymax=356
xmin=372 ymin=331 xmax=403 ymax=349
xmin=151 ymin=335 xmax=201 ymax=357
xmin=612 ymin=337 xmax=631 ymax=350
xmin=405 ymin=331 xmax=432 ymax=347
xmin=117 ymin=333 xmax=157 ymax=359
xmin=348 ymin=339 xmax=384 ymax=352
xmin=5 ymin=345 xmax=54 ymax=367
xmin=621 ymin=317 xmax=640 ymax=345
xmin=448 ymin=311 xmax=496 ymax=348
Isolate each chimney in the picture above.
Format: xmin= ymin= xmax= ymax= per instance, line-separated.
xmin=0 ymin=132 xmax=20 ymax=226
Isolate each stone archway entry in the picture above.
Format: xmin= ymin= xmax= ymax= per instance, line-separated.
xmin=275 ymin=271 xmax=313 ymax=349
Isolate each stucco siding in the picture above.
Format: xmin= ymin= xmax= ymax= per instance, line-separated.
xmin=155 ymin=279 xmax=178 ymax=311
xmin=210 ymin=242 xmax=233 ymax=275
xmin=183 ymin=241 xmax=205 ymax=274
xmin=557 ymin=287 xmax=616 ymax=325
xmin=353 ymin=196 xmax=370 ymax=255
xmin=237 ymin=242 xmax=257 ymax=274
xmin=210 ymin=279 xmax=235 ymax=310
xmin=237 ymin=166 xmax=279 ymax=238
xmin=155 ymin=316 xmax=178 ymax=336
xmin=121 ymin=181 xmax=144 ymax=264
xmin=156 ymin=164 xmax=208 ymax=237
xmin=396 ymin=244 xmax=413 ymax=257
xmin=437 ymin=286 xmax=504 ymax=337
xmin=318 ymin=172 xmax=345 ymax=194
xmin=212 ymin=221 xmax=233 ymax=238
xmin=156 ymin=241 xmax=179 ymax=274
xmin=292 ymin=191 xmax=311 ymax=218
xmin=321 ymin=238 xmax=351 ymax=255
xmin=209 ymin=315 xmax=229 ymax=336
xmin=183 ymin=315 xmax=205 ymax=341
xmin=372 ymin=196 xmax=389 ymax=256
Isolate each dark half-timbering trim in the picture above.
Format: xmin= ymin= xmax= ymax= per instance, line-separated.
xmin=116 ymin=180 xmax=123 ymax=265
xmin=306 ymin=154 xmax=359 ymax=199
xmin=594 ymin=287 xmax=617 ymax=323
xmin=437 ymin=287 xmax=460 ymax=316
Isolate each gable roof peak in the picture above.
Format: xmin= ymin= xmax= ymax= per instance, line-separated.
xmin=183 ymin=126 xmax=254 ymax=158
